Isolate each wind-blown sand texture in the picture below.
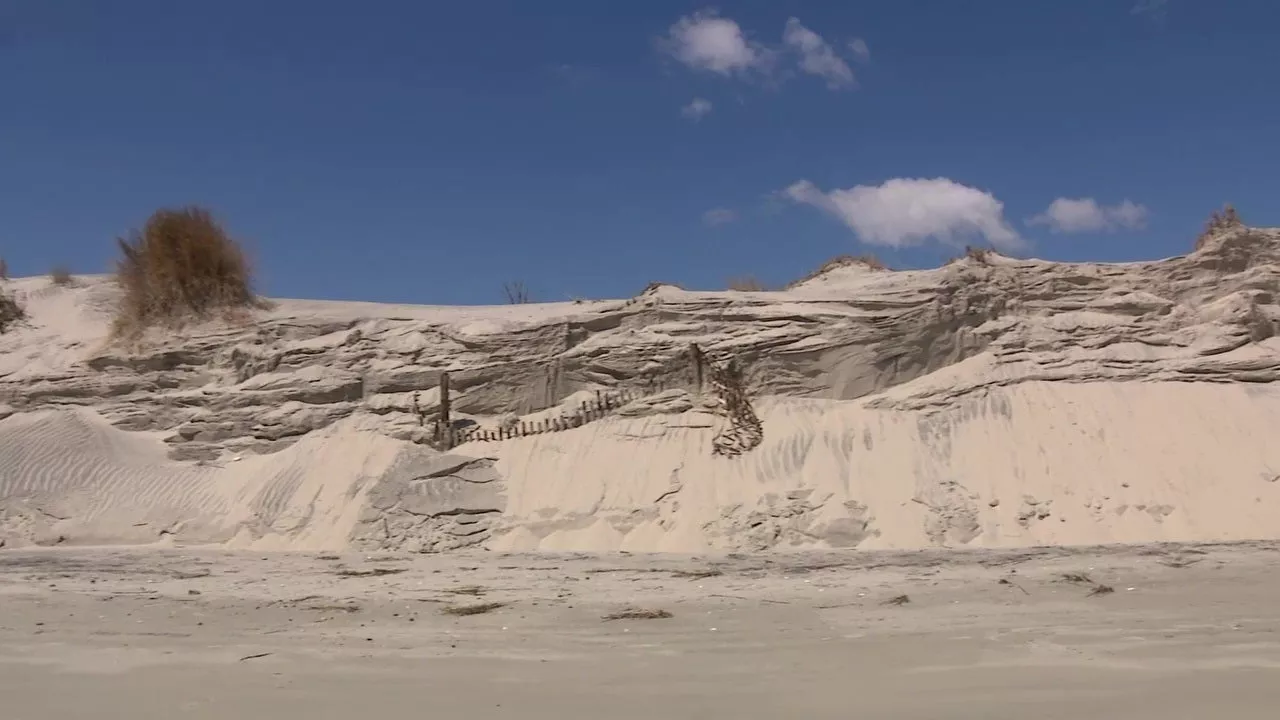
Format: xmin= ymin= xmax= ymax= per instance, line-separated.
xmin=3 ymin=543 xmax=1280 ymax=718
xmin=2 ymin=223 xmax=1280 ymax=552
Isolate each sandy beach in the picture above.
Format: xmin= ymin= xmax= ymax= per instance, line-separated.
xmin=4 ymin=225 xmax=1280 ymax=716
xmin=3 ymin=541 xmax=1279 ymax=719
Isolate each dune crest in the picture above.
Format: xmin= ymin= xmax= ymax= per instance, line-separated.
xmin=2 ymin=225 xmax=1280 ymax=552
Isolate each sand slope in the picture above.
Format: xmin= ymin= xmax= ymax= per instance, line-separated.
xmin=2 ymin=224 xmax=1280 ymax=551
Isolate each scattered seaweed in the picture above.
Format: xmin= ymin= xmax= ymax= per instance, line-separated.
xmin=333 ymin=567 xmax=407 ymax=578
xmin=602 ymin=608 xmax=673 ymax=621
xmin=442 ymin=601 xmax=506 ymax=616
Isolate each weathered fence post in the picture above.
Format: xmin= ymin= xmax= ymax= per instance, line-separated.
xmin=689 ymin=343 xmax=705 ymax=393
xmin=438 ymin=372 xmax=452 ymax=432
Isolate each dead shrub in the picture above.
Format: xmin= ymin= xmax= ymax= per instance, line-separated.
xmin=112 ymin=206 xmax=256 ymax=335
xmin=943 ymin=245 xmax=995 ymax=267
xmin=0 ymin=256 xmax=7 ymax=280
xmin=49 ymin=265 xmax=74 ymax=286
xmin=1194 ymin=204 xmax=1244 ymax=250
xmin=964 ymin=245 xmax=993 ymax=264
xmin=785 ymin=254 xmax=889 ymax=289
xmin=727 ymin=275 xmax=768 ymax=291
xmin=502 ymin=281 xmax=531 ymax=304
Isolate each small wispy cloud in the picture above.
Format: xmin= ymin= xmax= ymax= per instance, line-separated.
xmin=782 ymin=177 xmax=1024 ymax=251
xmin=848 ymin=37 xmax=871 ymax=63
xmin=1131 ymin=0 xmax=1169 ymax=16
xmin=681 ymin=97 xmax=714 ymax=121
xmin=1131 ymin=0 xmax=1170 ymax=25
xmin=657 ymin=11 xmax=866 ymax=91
xmin=702 ymin=207 xmax=738 ymax=226
xmin=1027 ymin=198 xmax=1150 ymax=234
xmin=659 ymin=10 xmax=772 ymax=76
xmin=783 ymin=18 xmax=855 ymax=89
xmin=549 ymin=63 xmax=600 ymax=87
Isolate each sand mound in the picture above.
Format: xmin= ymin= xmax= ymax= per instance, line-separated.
xmin=2 ymin=225 xmax=1280 ymax=552
xmin=0 ymin=408 xmax=428 ymax=550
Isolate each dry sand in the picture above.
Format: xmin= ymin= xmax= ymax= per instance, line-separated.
xmin=3 ymin=542 xmax=1280 ymax=718
xmin=4 ymin=225 xmax=1280 ymax=714
xmin=3 ymin=224 xmax=1280 ymax=554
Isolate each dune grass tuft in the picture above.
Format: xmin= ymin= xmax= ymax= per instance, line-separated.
xmin=0 ymin=288 xmax=24 ymax=333
xmin=49 ymin=265 xmax=75 ymax=286
xmin=111 ymin=206 xmax=257 ymax=337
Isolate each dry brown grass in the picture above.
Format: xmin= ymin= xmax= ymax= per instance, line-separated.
xmin=111 ymin=206 xmax=256 ymax=336
xmin=785 ymin=254 xmax=889 ymax=289
xmin=1194 ymin=204 xmax=1244 ymax=250
xmin=727 ymin=274 xmax=768 ymax=291
xmin=964 ymin=245 xmax=994 ymax=264
xmin=943 ymin=245 xmax=995 ymax=267
xmin=502 ymin=280 xmax=531 ymax=304
xmin=49 ymin=265 xmax=74 ymax=286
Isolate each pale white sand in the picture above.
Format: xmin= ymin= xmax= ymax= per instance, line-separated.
xmin=2 ymin=224 xmax=1280 ymax=553
xmin=2 ymin=543 xmax=1279 ymax=718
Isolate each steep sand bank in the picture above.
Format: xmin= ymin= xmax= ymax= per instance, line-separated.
xmin=2 ymin=224 xmax=1280 ymax=552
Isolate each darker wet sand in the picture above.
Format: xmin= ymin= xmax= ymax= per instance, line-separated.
xmin=2 ymin=542 xmax=1279 ymax=719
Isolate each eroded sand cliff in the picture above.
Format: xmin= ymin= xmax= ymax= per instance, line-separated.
xmin=2 ymin=224 xmax=1279 ymax=552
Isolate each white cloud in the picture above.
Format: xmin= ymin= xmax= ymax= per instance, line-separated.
xmin=783 ymin=177 xmax=1023 ymax=251
xmin=702 ymin=207 xmax=737 ymax=226
xmin=661 ymin=11 xmax=769 ymax=76
xmin=782 ymin=18 xmax=854 ymax=89
xmin=848 ymin=37 xmax=871 ymax=62
xmin=1131 ymin=0 xmax=1169 ymax=16
xmin=1027 ymin=198 xmax=1150 ymax=233
xmin=681 ymin=97 xmax=713 ymax=121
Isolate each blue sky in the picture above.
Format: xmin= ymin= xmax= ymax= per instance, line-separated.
xmin=2 ymin=0 xmax=1277 ymax=304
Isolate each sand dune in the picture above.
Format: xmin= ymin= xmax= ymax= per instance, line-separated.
xmin=486 ymin=381 xmax=1280 ymax=551
xmin=2 ymin=223 xmax=1280 ymax=552
xmin=0 ymin=408 xmax=406 ymax=551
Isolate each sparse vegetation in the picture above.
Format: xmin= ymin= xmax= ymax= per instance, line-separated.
xmin=727 ymin=275 xmax=768 ymax=292
xmin=641 ymin=280 xmax=686 ymax=294
xmin=0 ymin=256 xmax=8 ymax=279
xmin=503 ymin=281 xmax=531 ymax=304
xmin=0 ymin=287 xmax=24 ymax=333
xmin=442 ymin=601 xmax=506 ymax=616
xmin=1194 ymin=203 xmax=1244 ymax=250
xmin=785 ymin=254 xmax=889 ymax=289
xmin=49 ymin=265 xmax=74 ymax=286
xmin=883 ymin=594 xmax=911 ymax=606
xmin=943 ymin=245 xmax=996 ymax=267
xmin=111 ymin=206 xmax=256 ymax=336
xmin=964 ymin=245 xmax=994 ymax=264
